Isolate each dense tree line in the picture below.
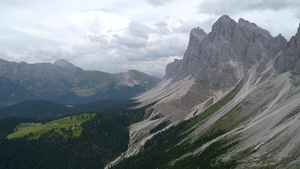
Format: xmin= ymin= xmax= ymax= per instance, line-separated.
xmin=0 ymin=104 xmax=149 ymax=169
xmin=0 ymin=117 xmax=33 ymax=139
xmin=0 ymin=99 xmax=138 ymax=120
xmin=149 ymin=120 xmax=170 ymax=134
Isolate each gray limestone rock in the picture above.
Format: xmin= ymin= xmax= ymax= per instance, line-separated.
xmin=274 ymin=34 xmax=288 ymax=50
xmin=165 ymin=15 xmax=282 ymax=88
xmin=274 ymin=23 xmax=300 ymax=75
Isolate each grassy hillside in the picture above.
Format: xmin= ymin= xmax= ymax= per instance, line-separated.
xmin=6 ymin=113 xmax=95 ymax=140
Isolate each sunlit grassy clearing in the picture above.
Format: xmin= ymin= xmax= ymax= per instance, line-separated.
xmin=6 ymin=113 xmax=96 ymax=140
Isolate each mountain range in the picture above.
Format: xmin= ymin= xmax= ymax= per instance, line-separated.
xmin=0 ymin=59 xmax=160 ymax=108
xmin=1 ymin=15 xmax=300 ymax=169
xmin=108 ymin=15 xmax=300 ymax=168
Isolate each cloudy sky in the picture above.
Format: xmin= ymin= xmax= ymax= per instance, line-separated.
xmin=0 ymin=0 xmax=299 ymax=78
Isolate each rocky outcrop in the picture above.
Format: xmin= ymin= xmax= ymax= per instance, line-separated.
xmin=116 ymin=70 xmax=160 ymax=89
xmin=274 ymin=34 xmax=288 ymax=50
xmin=275 ymin=23 xmax=300 ymax=75
xmin=165 ymin=15 xmax=281 ymax=88
xmin=165 ymin=27 xmax=207 ymax=80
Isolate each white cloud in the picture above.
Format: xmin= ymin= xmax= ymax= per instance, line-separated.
xmin=146 ymin=0 xmax=173 ymax=6
xmin=197 ymin=0 xmax=300 ymax=39
xmin=198 ymin=0 xmax=300 ymax=16
xmin=83 ymin=16 xmax=191 ymax=77
xmin=0 ymin=0 xmax=299 ymax=78
xmin=154 ymin=21 xmax=170 ymax=34
xmin=127 ymin=21 xmax=153 ymax=38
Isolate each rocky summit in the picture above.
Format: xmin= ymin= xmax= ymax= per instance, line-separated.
xmin=109 ymin=15 xmax=300 ymax=168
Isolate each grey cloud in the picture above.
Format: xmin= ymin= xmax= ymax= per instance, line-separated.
xmin=146 ymin=0 xmax=173 ymax=6
xmin=155 ymin=21 xmax=170 ymax=34
xmin=86 ymin=18 xmax=191 ymax=77
xmin=25 ymin=47 xmax=79 ymax=63
xmin=0 ymin=51 xmax=8 ymax=60
xmin=92 ymin=17 xmax=188 ymax=56
xmin=113 ymin=34 xmax=148 ymax=49
xmin=89 ymin=35 xmax=109 ymax=44
xmin=198 ymin=0 xmax=300 ymax=16
xmin=295 ymin=11 xmax=300 ymax=19
xmin=128 ymin=21 xmax=153 ymax=39
xmin=26 ymin=49 xmax=59 ymax=61
xmin=247 ymin=0 xmax=300 ymax=11
xmin=118 ymin=34 xmax=186 ymax=61
xmin=175 ymin=20 xmax=203 ymax=33
xmin=88 ymin=35 xmax=120 ymax=51
xmin=90 ymin=21 xmax=152 ymax=49
xmin=145 ymin=35 xmax=187 ymax=59
xmin=88 ymin=20 xmax=103 ymax=34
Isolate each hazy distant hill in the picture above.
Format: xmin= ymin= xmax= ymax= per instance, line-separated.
xmin=0 ymin=59 xmax=160 ymax=107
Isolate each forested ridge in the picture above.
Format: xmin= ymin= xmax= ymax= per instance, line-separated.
xmin=0 ymin=104 xmax=150 ymax=169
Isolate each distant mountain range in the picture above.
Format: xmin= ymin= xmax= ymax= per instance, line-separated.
xmin=0 ymin=59 xmax=160 ymax=107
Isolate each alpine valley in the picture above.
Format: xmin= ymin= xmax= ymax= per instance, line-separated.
xmin=0 ymin=59 xmax=160 ymax=119
xmin=1 ymin=15 xmax=300 ymax=169
xmin=0 ymin=58 xmax=160 ymax=108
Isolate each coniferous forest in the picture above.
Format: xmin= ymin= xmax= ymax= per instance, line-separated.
xmin=0 ymin=104 xmax=149 ymax=169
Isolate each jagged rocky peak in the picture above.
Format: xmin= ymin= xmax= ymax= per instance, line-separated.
xmin=54 ymin=59 xmax=76 ymax=68
xmin=287 ymin=23 xmax=300 ymax=49
xmin=237 ymin=18 xmax=258 ymax=28
xmin=164 ymin=27 xmax=207 ymax=81
xmin=234 ymin=17 xmax=274 ymax=48
xmin=186 ymin=27 xmax=206 ymax=52
xmin=212 ymin=15 xmax=236 ymax=31
xmin=210 ymin=15 xmax=237 ymax=41
xmin=189 ymin=27 xmax=207 ymax=45
xmin=295 ymin=22 xmax=300 ymax=45
xmin=191 ymin=27 xmax=206 ymax=37
xmin=236 ymin=18 xmax=263 ymax=38
xmin=275 ymin=23 xmax=300 ymax=75
xmin=274 ymin=34 xmax=288 ymax=50
xmin=165 ymin=15 xmax=283 ymax=87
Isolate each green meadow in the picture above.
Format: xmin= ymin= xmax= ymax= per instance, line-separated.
xmin=6 ymin=113 xmax=96 ymax=140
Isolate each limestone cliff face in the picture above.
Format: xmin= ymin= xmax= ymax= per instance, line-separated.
xmin=165 ymin=15 xmax=282 ymax=88
xmin=165 ymin=27 xmax=207 ymax=80
xmin=126 ymin=16 xmax=300 ymax=168
xmin=275 ymin=23 xmax=300 ymax=75
xmin=140 ymin=15 xmax=287 ymax=123
xmin=274 ymin=33 xmax=288 ymax=50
